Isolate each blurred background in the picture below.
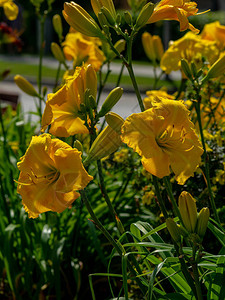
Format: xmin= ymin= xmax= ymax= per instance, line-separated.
xmin=2 ymin=0 xmax=225 ymax=60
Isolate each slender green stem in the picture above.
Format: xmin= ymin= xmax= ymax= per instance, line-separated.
xmin=81 ymin=189 xmax=147 ymax=295
xmin=173 ymin=243 xmax=198 ymax=299
xmin=97 ymin=62 xmax=111 ymax=106
xmin=116 ymin=63 xmax=125 ymax=87
xmin=194 ymin=101 xmax=220 ymax=223
xmin=163 ymin=177 xmax=183 ymax=225
xmin=54 ymin=62 xmax=61 ymax=90
xmin=192 ymin=263 xmax=203 ymax=300
xmin=37 ymin=14 xmax=46 ymax=123
xmin=97 ymin=160 xmax=125 ymax=234
xmin=152 ymin=176 xmax=168 ymax=219
xmin=80 ymin=190 xmax=122 ymax=254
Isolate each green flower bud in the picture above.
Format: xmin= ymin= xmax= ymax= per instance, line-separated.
xmin=196 ymin=207 xmax=210 ymax=238
xmin=181 ymin=59 xmax=192 ymax=80
xmin=14 ymin=75 xmax=39 ymax=97
xmin=166 ymin=218 xmax=181 ymax=243
xmin=85 ymin=125 xmax=122 ymax=163
xmin=98 ymin=87 xmax=123 ymax=117
xmin=51 ymin=42 xmax=65 ymax=64
xmin=101 ymin=7 xmax=115 ymax=26
xmin=178 ymin=191 xmax=198 ymax=233
xmin=105 ymin=112 xmax=124 ymax=134
xmin=74 ymin=140 xmax=83 ymax=153
xmin=124 ymin=11 xmax=132 ymax=25
xmin=52 ymin=14 xmax=63 ymax=40
xmin=135 ymin=2 xmax=154 ymax=29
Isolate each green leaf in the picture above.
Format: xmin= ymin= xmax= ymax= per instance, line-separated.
xmin=209 ymin=256 xmax=225 ymax=300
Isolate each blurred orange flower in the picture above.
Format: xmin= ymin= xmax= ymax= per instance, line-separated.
xmin=147 ymin=0 xmax=201 ymax=34
xmin=201 ymin=21 xmax=225 ymax=50
xmin=63 ymin=31 xmax=105 ymax=71
xmin=17 ymin=134 xmax=93 ymax=218
xmin=121 ymin=96 xmax=203 ymax=184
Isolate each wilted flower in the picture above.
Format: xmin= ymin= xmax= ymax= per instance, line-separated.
xmin=160 ymin=32 xmax=219 ymax=76
xmin=62 ymin=31 xmax=105 ymax=71
xmin=147 ymin=0 xmax=202 ymax=33
xmin=42 ymin=65 xmax=97 ymax=137
xmin=121 ymin=96 xmax=203 ymax=184
xmin=0 ymin=0 xmax=18 ymax=20
xmin=17 ymin=134 xmax=93 ymax=218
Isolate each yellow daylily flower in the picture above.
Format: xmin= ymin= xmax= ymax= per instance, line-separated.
xmin=121 ymin=96 xmax=203 ymax=184
xmin=201 ymin=21 xmax=225 ymax=50
xmin=62 ymin=31 xmax=105 ymax=71
xmin=17 ymin=134 xmax=93 ymax=218
xmin=0 ymin=0 xmax=18 ymax=20
xmin=42 ymin=65 xmax=97 ymax=137
xmin=144 ymin=90 xmax=175 ymax=110
xmin=160 ymin=32 xmax=219 ymax=75
xmin=147 ymin=0 xmax=201 ymax=33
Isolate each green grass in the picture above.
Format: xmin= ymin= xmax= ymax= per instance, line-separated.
xmin=0 ymin=59 xmax=64 ymax=80
xmin=0 ymin=58 xmax=178 ymax=90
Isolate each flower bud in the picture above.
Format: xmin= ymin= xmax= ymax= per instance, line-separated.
xmin=85 ymin=64 xmax=97 ymax=100
xmin=142 ymin=32 xmax=156 ymax=62
xmin=152 ymin=35 xmax=164 ymax=61
xmin=105 ymin=112 xmax=124 ymax=134
xmin=135 ymin=2 xmax=154 ymax=29
xmin=52 ymin=14 xmax=63 ymax=40
xmin=166 ymin=218 xmax=181 ymax=243
xmin=98 ymin=87 xmax=123 ymax=117
xmin=196 ymin=207 xmax=210 ymax=238
xmin=14 ymin=75 xmax=39 ymax=97
xmin=51 ymin=42 xmax=65 ymax=63
xmin=101 ymin=7 xmax=115 ymax=26
xmin=116 ymin=14 xmax=121 ymax=25
xmin=85 ymin=125 xmax=122 ymax=163
xmin=178 ymin=191 xmax=198 ymax=233
xmin=98 ymin=11 xmax=110 ymax=28
xmin=108 ymin=39 xmax=126 ymax=61
xmin=181 ymin=59 xmax=192 ymax=80
xmin=124 ymin=11 xmax=132 ymax=25
xmin=91 ymin=0 xmax=117 ymax=20
xmin=203 ymin=53 xmax=225 ymax=83
xmin=74 ymin=140 xmax=83 ymax=153
xmin=63 ymin=2 xmax=104 ymax=38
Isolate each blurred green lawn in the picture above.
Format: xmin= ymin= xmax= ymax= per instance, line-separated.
xmin=0 ymin=58 xmax=178 ymax=90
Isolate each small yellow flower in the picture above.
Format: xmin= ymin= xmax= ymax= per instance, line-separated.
xmin=201 ymin=21 xmax=225 ymax=50
xmin=144 ymin=90 xmax=175 ymax=110
xmin=113 ymin=148 xmax=129 ymax=163
xmin=17 ymin=134 xmax=93 ymax=218
xmin=160 ymin=32 xmax=219 ymax=75
xmin=142 ymin=190 xmax=155 ymax=205
xmin=42 ymin=65 xmax=97 ymax=137
xmin=63 ymin=31 xmax=105 ymax=71
xmin=0 ymin=0 xmax=18 ymax=21
xmin=147 ymin=0 xmax=201 ymax=34
xmin=121 ymin=96 xmax=203 ymax=184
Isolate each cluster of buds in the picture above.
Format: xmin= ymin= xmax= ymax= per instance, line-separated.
xmin=63 ymin=0 xmax=155 ymax=41
xmin=166 ymin=191 xmax=210 ymax=244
